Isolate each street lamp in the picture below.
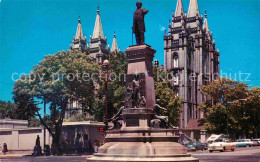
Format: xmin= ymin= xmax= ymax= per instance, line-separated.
xmin=102 ymin=59 xmax=110 ymax=130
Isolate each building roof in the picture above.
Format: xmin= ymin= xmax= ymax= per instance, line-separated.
xmin=185 ymin=119 xmax=205 ymax=130
xmin=187 ymin=0 xmax=200 ymax=17
xmin=75 ymin=16 xmax=84 ymax=40
xmin=111 ymin=32 xmax=118 ymax=52
xmin=175 ymin=0 xmax=184 ymax=17
xmin=92 ymin=6 xmax=104 ymax=39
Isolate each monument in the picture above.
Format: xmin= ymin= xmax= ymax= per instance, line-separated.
xmin=87 ymin=1 xmax=198 ymax=161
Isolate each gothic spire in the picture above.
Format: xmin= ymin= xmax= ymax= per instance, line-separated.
xmin=92 ymin=5 xmax=104 ymax=39
xmin=187 ymin=0 xmax=200 ymax=17
xmin=203 ymin=10 xmax=209 ymax=33
xmin=175 ymin=0 xmax=184 ymax=17
xmin=111 ymin=31 xmax=118 ymax=52
xmin=75 ymin=16 xmax=84 ymax=40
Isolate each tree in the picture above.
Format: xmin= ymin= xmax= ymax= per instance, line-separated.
xmin=198 ymin=78 xmax=260 ymax=138
xmin=153 ymin=67 xmax=183 ymax=126
xmin=94 ymin=51 xmax=127 ymax=121
xmin=13 ymin=50 xmax=100 ymax=154
xmin=64 ymin=113 xmax=92 ymax=122
xmin=0 ymin=100 xmax=16 ymax=119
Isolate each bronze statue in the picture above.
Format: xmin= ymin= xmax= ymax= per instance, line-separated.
xmin=132 ymin=74 xmax=142 ymax=107
xmin=108 ymin=106 xmax=124 ymax=130
xmin=133 ymin=1 xmax=148 ymax=45
xmin=151 ymin=99 xmax=174 ymax=128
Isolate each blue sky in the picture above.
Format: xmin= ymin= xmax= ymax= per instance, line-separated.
xmin=0 ymin=0 xmax=260 ymax=104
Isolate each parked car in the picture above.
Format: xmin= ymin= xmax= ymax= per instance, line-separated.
xmin=251 ymin=139 xmax=260 ymax=146
xmin=185 ymin=142 xmax=196 ymax=152
xmin=185 ymin=141 xmax=207 ymax=151
xmin=236 ymin=139 xmax=253 ymax=147
xmin=208 ymin=138 xmax=236 ymax=153
xmin=193 ymin=141 xmax=207 ymax=151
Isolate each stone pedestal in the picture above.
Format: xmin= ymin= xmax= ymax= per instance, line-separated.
xmin=124 ymin=45 xmax=156 ymax=110
xmin=86 ymin=45 xmax=198 ymax=162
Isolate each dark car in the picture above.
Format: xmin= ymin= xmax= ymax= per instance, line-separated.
xmin=193 ymin=141 xmax=207 ymax=151
xmin=185 ymin=141 xmax=207 ymax=151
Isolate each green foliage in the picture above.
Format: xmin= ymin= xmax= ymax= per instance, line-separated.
xmin=12 ymin=50 xmax=99 ymax=154
xmin=0 ymin=100 xmax=16 ymax=119
xmin=92 ymin=98 xmax=105 ymax=121
xmin=94 ymin=51 xmax=127 ymax=120
xmin=199 ymin=78 xmax=260 ymax=138
xmin=64 ymin=113 xmax=91 ymax=122
xmin=28 ymin=117 xmax=41 ymax=127
xmin=153 ymin=67 xmax=183 ymax=126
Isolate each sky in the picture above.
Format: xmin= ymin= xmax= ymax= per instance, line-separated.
xmin=0 ymin=0 xmax=260 ymax=106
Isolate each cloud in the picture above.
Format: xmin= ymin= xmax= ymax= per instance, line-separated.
xmin=159 ymin=24 xmax=166 ymax=32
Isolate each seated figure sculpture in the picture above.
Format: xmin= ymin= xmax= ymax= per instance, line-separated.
xmin=151 ymin=99 xmax=175 ymax=128
xmin=107 ymin=105 xmax=124 ymax=130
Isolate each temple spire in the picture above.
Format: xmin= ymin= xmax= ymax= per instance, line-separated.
xmin=92 ymin=5 xmax=104 ymax=39
xmin=175 ymin=0 xmax=184 ymax=17
xmin=111 ymin=31 xmax=119 ymax=52
xmin=75 ymin=16 xmax=84 ymax=40
xmin=203 ymin=10 xmax=209 ymax=33
xmin=187 ymin=0 xmax=200 ymax=17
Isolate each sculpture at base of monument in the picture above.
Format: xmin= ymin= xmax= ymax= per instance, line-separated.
xmin=33 ymin=135 xmax=43 ymax=156
xmin=131 ymin=74 xmax=146 ymax=108
xmin=107 ymin=105 xmax=124 ymax=130
xmin=133 ymin=1 xmax=148 ymax=45
xmin=150 ymin=99 xmax=175 ymax=129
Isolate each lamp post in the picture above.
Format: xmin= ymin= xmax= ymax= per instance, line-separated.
xmin=102 ymin=59 xmax=110 ymax=130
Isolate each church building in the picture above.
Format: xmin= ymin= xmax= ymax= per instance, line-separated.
xmin=66 ymin=6 xmax=119 ymax=119
xmin=164 ymin=0 xmax=219 ymax=139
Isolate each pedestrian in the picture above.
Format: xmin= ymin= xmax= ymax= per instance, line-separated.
xmin=0 ymin=143 xmax=2 ymax=155
xmin=94 ymin=140 xmax=99 ymax=153
xmin=2 ymin=143 xmax=8 ymax=155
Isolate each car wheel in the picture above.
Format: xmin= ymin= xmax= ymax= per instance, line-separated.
xmin=231 ymin=149 xmax=234 ymax=151
xmin=209 ymin=150 xmax=213 ymax=153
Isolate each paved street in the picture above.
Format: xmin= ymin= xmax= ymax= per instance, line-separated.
xmin=191 ymin=146 xmax=260 ymax=162
xmin=0 ymin=146 xmax=259 ymax=162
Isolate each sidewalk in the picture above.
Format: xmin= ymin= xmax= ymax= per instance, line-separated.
xmin=0 ymin=154 xmax=28 ymax=158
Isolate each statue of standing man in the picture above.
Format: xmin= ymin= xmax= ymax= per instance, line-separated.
xmin=133 ymin=1 xmax=148 ymax=45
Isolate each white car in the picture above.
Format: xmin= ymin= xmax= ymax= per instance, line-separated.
xmin=208 ymin=138 xmax=236 ymax=153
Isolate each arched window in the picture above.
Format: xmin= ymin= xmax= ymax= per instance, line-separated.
xmin=171 ymin=53 xmax=179 ymax=68
xmin=173 ymin=73 xmax=179 ymax=85
xmin=173 ymin=56 xmax=179 ymax=68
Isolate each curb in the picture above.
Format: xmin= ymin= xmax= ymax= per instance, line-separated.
xmin=0 ymin=154 xmax=28 ymax=158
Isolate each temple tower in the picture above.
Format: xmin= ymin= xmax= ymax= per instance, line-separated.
xmin=89 ymin=6 xmax=110 ymax=64
xmin=111 ymin=32 xmax=119 ymax=53
xmin=70 ymin=16 xmax=87 ymax=52
xmin=164 ymin=0 xmax=219 ymax=129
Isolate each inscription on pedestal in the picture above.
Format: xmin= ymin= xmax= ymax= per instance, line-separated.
xmin=126 ymin=118 xmax=139 ymax=127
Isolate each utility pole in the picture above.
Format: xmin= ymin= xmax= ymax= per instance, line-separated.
xmin=44 ymin=99 xmax=46 ymax=147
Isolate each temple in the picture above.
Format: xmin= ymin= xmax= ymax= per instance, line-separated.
xmin=164 ymin=0 xmax=219 ymax=137
xmin=66 ymin=6 xmax=120 ymax=119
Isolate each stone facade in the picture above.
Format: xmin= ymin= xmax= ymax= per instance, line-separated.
xmin=0 ymin=120 xmax=105 ymax=154
xmin=164 ymin=0 xmax=219 ymax=129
